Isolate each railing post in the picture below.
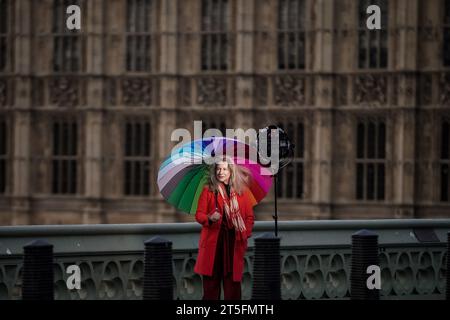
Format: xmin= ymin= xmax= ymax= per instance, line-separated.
xmin=143 ymin=236 xmax=173 ymax=300
xmin=251 ymin=233 xmax=281 ymax=300
xmin=351 ymin=230 xmax=380 ymax=300
xmin=22 ymin=240 xmax=54 ymax=300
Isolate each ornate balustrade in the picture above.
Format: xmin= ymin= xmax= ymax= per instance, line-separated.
xmin=0 ymin=219 xmax=448 ymax=300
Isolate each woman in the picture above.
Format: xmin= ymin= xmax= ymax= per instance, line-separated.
xmin=194 ymin=157 xmax=255 ymax=300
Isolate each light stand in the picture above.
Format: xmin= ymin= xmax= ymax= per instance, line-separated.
xmin=257 ymin=125 xmax=294 ymax=237
xmin=251 ymin=125 xmax=294 ymax=300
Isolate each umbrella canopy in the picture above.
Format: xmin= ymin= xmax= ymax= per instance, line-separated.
xmin=157 ymin=137 xmax=273 ymax=214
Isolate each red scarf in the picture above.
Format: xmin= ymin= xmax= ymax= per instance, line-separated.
xmin=217 ymin=183 xmax=247 ymax=241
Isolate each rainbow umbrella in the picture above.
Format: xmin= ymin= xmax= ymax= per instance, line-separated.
xmin=157 ymin=137 xmax=273 ymax=214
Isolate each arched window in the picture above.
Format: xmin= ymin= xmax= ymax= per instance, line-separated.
xmin=0 ymin=0 xmax=13 ymax=72
xmin=358 ymin=0 xmax=388 ymax=69
xmin=201 ymin=0 xmax=229 ymax=71
xmin=276 ymin=121 xmax=305 ymax=199
xmin=52 ymin=0 xmax=85 ymax=72
xmin=126 ymin=0 xmax=155 ymax=72
xmin=356 ymin=119 xmax=386 ymax=201
xmin=52 ymin=119 xmax=79 ymax=194
xmin=277 ymin=0 xmax=305 ymax=70
xmin=124 ymin=120 xmax=152 ymax=196
xmin=444 ymin=0 xmax=450 ymax=66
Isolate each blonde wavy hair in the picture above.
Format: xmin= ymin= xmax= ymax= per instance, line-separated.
xmin=208 ymin=156 xmax=251 ymax=195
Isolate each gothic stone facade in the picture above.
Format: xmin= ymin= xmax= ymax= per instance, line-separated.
xmin=0 ymin=0 xmax=450 ymax=225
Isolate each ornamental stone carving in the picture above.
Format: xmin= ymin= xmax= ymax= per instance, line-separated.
xmin=274 ymin=75 xmax=305 ymax=106
xmin=50 ymin=78 xmax=79 ymax=107
xmin=354 ymin=74 xmax=387 ymax=105
xmin=122 ymin=78 xmax=153 ymax=106
xmin=196 ymin=77 xmax=227 ymax=106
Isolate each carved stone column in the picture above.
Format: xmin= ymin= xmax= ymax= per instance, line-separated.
xmin=334 ymin=0 xmax=358 ymax=73
xmin=156 ymin=0 xmax=179 ymax=222
xmin=159 ymin=0 xmax=178 ymax=161
xmin=417 ymin=0 xmax=442 ymax=70
xmin=233 ymin=0 xmax=255 ymax=131
xmin=83 ymin=0 xmax=105 ymax=224
xmin=11 ymin=0 xmax=32 ymax=225
xmin=104 ymin=0 xmax=125 ymax=75
xmin=311 ymin=109 xmax=333 ymax=218
xmin=395 ymin=0 xmax=419 ymax=71
xmin=392 ymin=0 xmax=419 ymax=218
xmin=12 ymin=112 xmax=31 ymax=225
xmin=33 ymin=0 xmax=54 ymax=74
xmin=392 ymin=109 xmax=417 ymax=218
xmin=84 ymin=111 xmax=104 ymax=223
xmin=310 ymin=0 xmax=335 ymax=218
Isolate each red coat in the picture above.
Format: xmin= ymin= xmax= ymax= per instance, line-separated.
xmin=194 ymin=186 xmax=254 ymax=282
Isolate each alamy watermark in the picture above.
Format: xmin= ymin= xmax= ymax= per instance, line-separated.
xmin=66 ymin=264 xmax=81 ymax=290
xmin=170 ymin=121 xmax=280 ymax=175
xmin=366 ymin=5 xmax=382 ymax=30
xmin=66 ymin=5 xmax=81 ymax=30
xmin=64 ymin=262 xmax=381 ymax=292
xmin=62 ymin=4 xmax=383 ymax=31
xmin=366 ymin=265 xmax=381 ymax=290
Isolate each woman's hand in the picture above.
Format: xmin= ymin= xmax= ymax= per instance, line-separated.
xmin=208 ymin=211 xmax=221 ymax=223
